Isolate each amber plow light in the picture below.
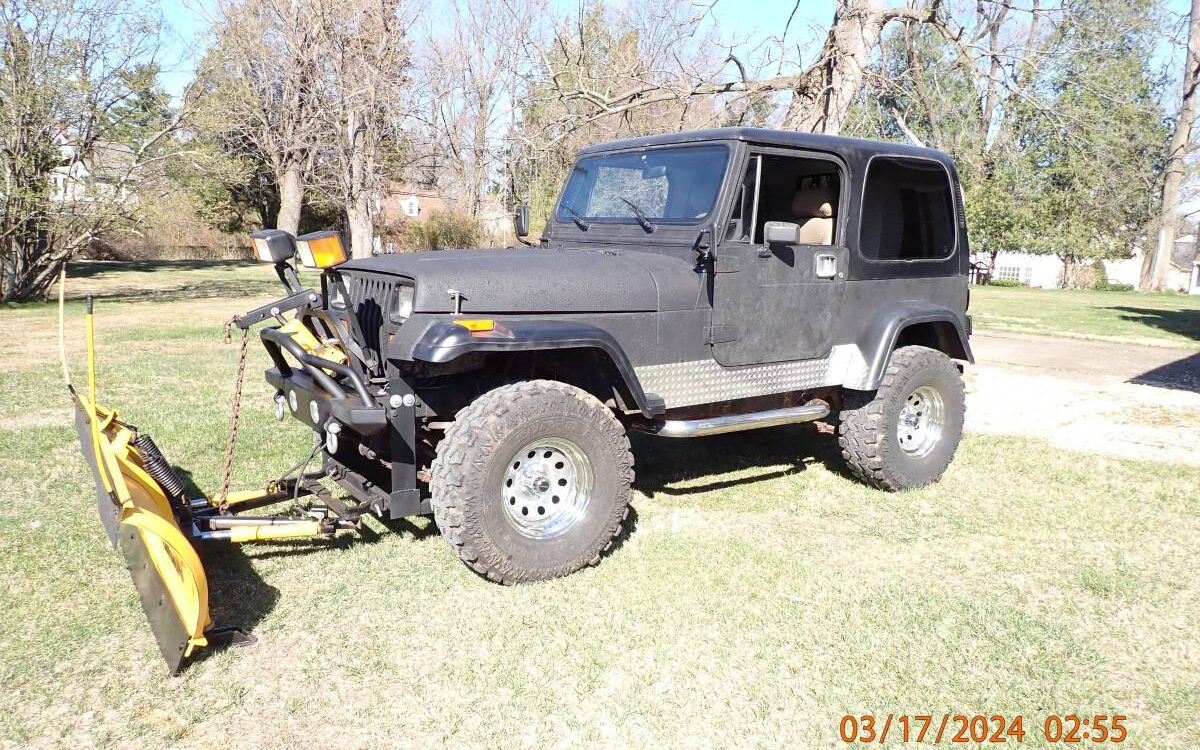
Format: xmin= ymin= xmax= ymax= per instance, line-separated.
xmin=296 ymin=231 xmax=348 ymax=269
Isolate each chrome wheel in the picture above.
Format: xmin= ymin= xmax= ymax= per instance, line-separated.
xmin=501 ymin=437 xmax=593 ymax=539
xmin=896 ymin=385 xmax=945 ymax=458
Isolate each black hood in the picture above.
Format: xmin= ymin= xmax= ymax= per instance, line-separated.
xmin=339 ymin=246 xmax=699 ymax=314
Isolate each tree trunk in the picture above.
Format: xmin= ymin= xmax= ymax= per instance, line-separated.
xmin=783 ymin=0 xmax=890 ymax=134
xmin=347 ymin=193 xmax=374 ymax=259
xmin=276 ymin=162 xmax=304 ymax=235
xmin=343 ymin=109 xmax=376 ymax=259
xmin=1142 ymin=0 xmax=1200 ymax=291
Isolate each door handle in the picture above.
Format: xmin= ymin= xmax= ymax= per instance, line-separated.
xmin=814 ymin=252 xmax=838 ymax=279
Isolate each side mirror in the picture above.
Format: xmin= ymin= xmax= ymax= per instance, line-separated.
xmin=763 ymin=221 xmax=800 ymax=245
xmin=513 ymin=204 xmax=530 ymax=238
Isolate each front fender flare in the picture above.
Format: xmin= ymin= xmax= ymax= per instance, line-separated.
xmin=411 ymin=320 xmax=662 ymax=417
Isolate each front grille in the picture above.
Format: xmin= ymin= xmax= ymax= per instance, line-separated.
xmin=343 ymin=272 xmax=397 ymax=371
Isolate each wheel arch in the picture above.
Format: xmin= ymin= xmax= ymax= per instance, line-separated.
xmin=838 ymin=304 xmax=973 ymax=391
xmin=410 ymin=320 xmax=663 ymax=417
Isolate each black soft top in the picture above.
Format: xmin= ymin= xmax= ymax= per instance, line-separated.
xmin=577 ymin=127 xmax=954 ymax=168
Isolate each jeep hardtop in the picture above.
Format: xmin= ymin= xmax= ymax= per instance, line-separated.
xmin=247 ymin=127 xmax=973 ymax=583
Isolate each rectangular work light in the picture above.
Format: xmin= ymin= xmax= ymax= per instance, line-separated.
xmin=250 ymin=229 xmax=296 ymax=263
xmin=296 ymin=231 xmax=348 ymax=269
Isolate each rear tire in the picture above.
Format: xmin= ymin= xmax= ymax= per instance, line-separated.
xmin=430 ymin=380 xmax=634 ymax=584
xmin=838 ymin=345 xmax=965 ymax=491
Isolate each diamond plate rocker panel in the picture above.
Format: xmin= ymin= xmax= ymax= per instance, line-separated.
xmin=635 ymin=357 xmax=831 ymax=408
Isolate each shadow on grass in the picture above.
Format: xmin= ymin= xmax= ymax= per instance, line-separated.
xmin=68 ymin=259 xmax=258 ymax=278
xmin=1108 ymin=305 xmax=1200 ymax=341
xmin=1129 ymin=351 xmax=1200 ymax=393
xmin=73 ymin=279 xmax=286 ymax=304
xmin=3 ymin=259 xmax=280 ymax=309
xmin=172 ymin=467 xmax=279 ymax=656
xmin=379 ymin=514 xmax=441 ymax=541
xmin=171 ymin=465 xmax=413 ymax=666
xmin=631 ymin=423 xmax=845 ymax=498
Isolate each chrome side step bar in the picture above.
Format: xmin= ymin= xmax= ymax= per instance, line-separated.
xmin=636 ymin=401 xmax=830 ymax=438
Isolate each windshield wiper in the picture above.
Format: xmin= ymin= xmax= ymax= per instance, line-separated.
xmin=560 ymin=203 xmax=590 ymax=231
xmin=620 ymin=197 xmax=656 ymax=233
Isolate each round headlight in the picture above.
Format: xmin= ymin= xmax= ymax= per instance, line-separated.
xmin=392 ymin=285 xmax=415 ymax=323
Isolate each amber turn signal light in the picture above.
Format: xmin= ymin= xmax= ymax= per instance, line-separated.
xmin=457 ymin=319 xmax=495 ymax=333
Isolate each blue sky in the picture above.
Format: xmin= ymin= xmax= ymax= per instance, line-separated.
xmin=157 ymin=0 xmax=1194 ymax=99
xmin=155 ymin=0 xmax=836 ymax=97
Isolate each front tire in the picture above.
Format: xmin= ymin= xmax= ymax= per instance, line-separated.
xmin=430 ymin=380 xmax=634 ymax=583
xmin=838 ymin=345 xmax=965 ymax=491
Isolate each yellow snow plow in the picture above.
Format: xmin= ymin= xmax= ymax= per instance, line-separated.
xmin=64 ymin=281 xmax=356 ymax=674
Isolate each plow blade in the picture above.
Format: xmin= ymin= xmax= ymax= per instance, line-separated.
xmin=72 ymin=398 xmax=213 ymax=673
xmin=64 ymin=289 xmax=339 ymax=672
xmin=74 ymin=404 xmax=119 ymax=547
xmin=118 ymin=510 xmax=210 ymax=673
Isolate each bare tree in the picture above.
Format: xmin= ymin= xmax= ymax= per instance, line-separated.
xmin=1142 ymin=0 xmax=1200 ymax=291
xmin=412 ymin=0 xmax=542 ymax=215
xmin=308 ymin=0 xmax=412 ymax=258
xmin=534 ymin=0 xmax=1060 ymax=138
xmin=528 ymin=2 xmax=728 ymax=146
xmin=0 ymin=0 xmax=201 ymax=302
xmin=506 ymin=2 xmax=726 ymax=229
xmin=200 ymin=0 xmax=324 ymax=235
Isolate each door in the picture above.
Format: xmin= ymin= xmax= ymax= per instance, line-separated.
xmin=710 ymin=149 xmax=848 ymax=367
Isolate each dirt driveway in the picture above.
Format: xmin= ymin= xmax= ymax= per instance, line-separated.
xmin=966 ymin=333 xmax=1200 ymax=465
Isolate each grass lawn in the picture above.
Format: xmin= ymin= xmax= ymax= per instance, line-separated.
xmin=969 ymin=284 xmax=1200 ymax=348
xmin=1 ymin=261 xmax=1198 ymax=748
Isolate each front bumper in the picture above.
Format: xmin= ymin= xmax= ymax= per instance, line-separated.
xmin=259 ymin=326 xmax=386 ymax=435
xmin=258 ymin=321 xmax=428 ymax=520
xmin=264 ymin=367 xmax=386 ymax=435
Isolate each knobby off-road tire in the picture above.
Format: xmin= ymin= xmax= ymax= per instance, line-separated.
xmin=838 ymin=345 xmax=965 ymax=491
xmin=429 ymin=380 xmax=634 ymax=584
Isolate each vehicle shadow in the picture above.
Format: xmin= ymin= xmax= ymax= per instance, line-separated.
xmin=379 ymin=514 xmax=442 ymax=541
xmin=1128 ymin=351 xmax=1200 ymax=393
xmin=631 ymin=423 xmax=846 ymax=498
xmin=1107 ymin=305 xmax=1200 ymax=342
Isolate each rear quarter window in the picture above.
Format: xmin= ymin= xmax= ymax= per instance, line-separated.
xmin=859 ymin=157 xmax=956 ymax=261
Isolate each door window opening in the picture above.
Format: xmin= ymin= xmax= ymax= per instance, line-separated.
xmin=726 ymin=153 xmax=841 ymax=246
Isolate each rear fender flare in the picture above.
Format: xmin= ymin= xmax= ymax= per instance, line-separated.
xmin=411 ymin=320 xmax=661 ymax=417
xmin=835 ymin=304 xmax=973 ymax=391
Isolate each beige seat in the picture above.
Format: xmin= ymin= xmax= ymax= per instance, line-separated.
xmin=790 ymin=185 xmax=836 ymax=245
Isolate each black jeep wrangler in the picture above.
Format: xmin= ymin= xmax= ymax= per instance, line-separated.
xmin=251 ymin=127 xmax=972 ymax=584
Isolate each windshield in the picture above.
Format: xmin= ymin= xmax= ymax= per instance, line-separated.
xmin=556 ymin=144 xmax=729 ymax=227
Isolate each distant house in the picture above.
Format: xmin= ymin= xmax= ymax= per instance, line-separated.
xmin=50 ymin=128 xmax=137 ymax=205
xmin=1172 ymin=236 xmax=1200 ymax=295
xmin=976 ymin=236 xmax=1198 ymax=293
xmin=377 ymin=184 xmax=451 ymax=226
xmin=376 ymin=182 xmax=512 ymax=252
